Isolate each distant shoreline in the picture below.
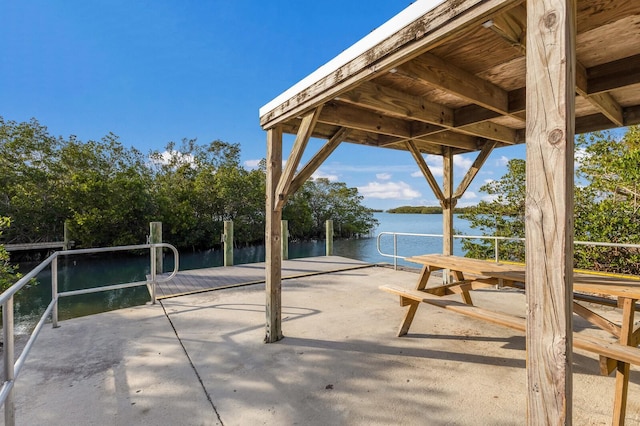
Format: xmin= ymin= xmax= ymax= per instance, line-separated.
xmin=383 ymin=206 xmax=474 ymax=214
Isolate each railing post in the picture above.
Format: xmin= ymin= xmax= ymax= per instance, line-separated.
xmin=63 ymin=220 xmax=70 ymax=251
xmin=150 ymin=244 xmax=157 ymax=304
xmin=3 ymin=297 xmax=15 ymax=426
xmin=52 ymin=256 xmax=59 ymax=328
xmin=223 ymin=220 xmax=233 ymax=266
xmin=149 ymin=222 xmax=163 ymax=274
xmin=393 ymin=233 xmax=398 ymax=271
xmin=281 ymin=220 xmax=289 ymax=260
xmin=494 ymin=238 xmax=499 ymax=262
xmin=325 ymin=220 xmax=334 ymax=256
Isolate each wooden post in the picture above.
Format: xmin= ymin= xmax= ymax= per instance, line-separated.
xmin=223 ymin=220 xmax=233 ymax=266
xmin=442 ymin=147 xmax=454 ymax=257
xmin=281 ymin=220 xmax=289 ymax=260
xmin=149 ymin=222 xmax=163 ymax=274
xmin=63 ymin=220 xmax=70 ymax=251
xmin=525 ymin=0 xmax=576 ymax=424
xmin=265 ymin=127 xmax=283 ymax=343
xmin=326 ymin=220 xmax=334 ymax=256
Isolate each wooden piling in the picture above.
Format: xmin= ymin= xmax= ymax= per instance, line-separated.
xmin=149 ymin=222 xmax=163 ymax=274
xmin=223 ymin=220 xmax=233 ymax=266
xmin=281 ymin=220 xmax=289 ymax=260
xmin=326 ymin=220 xmax=334 ymax=256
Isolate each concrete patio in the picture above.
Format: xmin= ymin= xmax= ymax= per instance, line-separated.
xmin=11 ymin=263 xmax=640 ymax=425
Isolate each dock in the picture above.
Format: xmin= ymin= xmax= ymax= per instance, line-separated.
xmin=11 ymin=259 xmax=639 ymax=425
xmin=154 ymin=255 xmax=372 ymax=299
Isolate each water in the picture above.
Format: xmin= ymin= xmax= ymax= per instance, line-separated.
xmin=12 ymin=213 xmax=474 ymax=331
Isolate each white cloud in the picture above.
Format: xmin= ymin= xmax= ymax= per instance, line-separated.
xmin=358 ymin=181 xmax=421 ymax=200
xmin=411 ymin=165 xmax=443 ymax=177
xmin=312 ymin=170 xmax=339 ymax=181
xmin=454 ymin=155 xmax=473 ymax=170
xmin=483 ymin=178 xmax=495 ymax=184
xmin=497 ymin=155 xmax=509 ymax=167
xmin=243 ymin=159 xmax=261 ymax=169
xmin=376 ymin=172 xmax=392 ymax=180
xmin=151 ymin=150 xmax=195 ymax=167
xmin=462 ymin=191 xmax=477 ymax=200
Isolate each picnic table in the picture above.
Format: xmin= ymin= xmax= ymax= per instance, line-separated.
xmin=380 ymin=254 xmax=640 ymax=424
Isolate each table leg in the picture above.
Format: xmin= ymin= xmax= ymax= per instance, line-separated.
xmin=398 ymin=298 xmax=420 ymax=337
xmin=612 ymin=297 xmax=636 ymax=426
xmin=397 ymin=266 xmax=434 ymax=336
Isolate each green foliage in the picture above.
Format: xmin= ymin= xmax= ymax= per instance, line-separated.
xmin=284 ymin=178 xmax=378 ymax=240
xmin=459 ymin=159 xmax=526 ymax=261
xmin=573 ymin=127 xmax=640 ymax=274
xmin=0 ymin=117 xmax=378 ymax=253
xmin=0 ymin=217 xmax=22 ymax=291
xmin=462 ymin=127 xmax=640 ymax=273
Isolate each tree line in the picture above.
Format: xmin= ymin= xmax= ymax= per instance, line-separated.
xmin=386 ymin=205 xmax=475 ymax=214
xmin=0 ymin=117 xmax=378 ymax=256
xmin=460 ymin=126 xmax=640 ymax=275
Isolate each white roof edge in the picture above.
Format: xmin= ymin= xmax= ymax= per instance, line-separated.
xmin=259 ymin=0 xmax=447 ymax=118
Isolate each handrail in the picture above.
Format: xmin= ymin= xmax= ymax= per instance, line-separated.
xmin=376 ymin=231 xmax=640 ymax=269
xmin=0 ymin=242 xmax=179 ymax=426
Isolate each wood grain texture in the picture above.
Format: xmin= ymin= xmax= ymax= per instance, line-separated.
xmin=525 ymin=1 xmax=576 ymax=422
xmin=266 ymin=127 xmax=283 ymax=343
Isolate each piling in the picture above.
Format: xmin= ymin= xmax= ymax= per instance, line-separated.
xmin=326 ymin=220 xmax=334 ymax=256
xmin=281 ymin=220 xmax=289 ymax=260
xmin=223 ymin=221 xmax=233 ymax=266
xmin=149 ymin=222 xmax=163 ymax=273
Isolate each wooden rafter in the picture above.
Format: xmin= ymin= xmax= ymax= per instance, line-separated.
xmin=588 ymin=54 xmax=640 ymax=95
xmin=489 ymin=4 xmax=625 ymax=128
xmin=405 ymin=140 xmax=445 ymax=202
xmin=288 ymin=127 xmax=349 ymax=196
xmin=453 ymin=141 xmax=496 ymax=199
xmin=395 ymin=52 xmax=512 ymax=118
xmin=274 ymin=106 xmax=322 ymax=211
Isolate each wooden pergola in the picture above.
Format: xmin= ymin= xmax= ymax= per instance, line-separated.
xmin=259 ymin=0 xmax=640 ymax=423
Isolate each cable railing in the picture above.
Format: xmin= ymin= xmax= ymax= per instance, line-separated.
xmin=0 ymin=243 xmax=179 ymax=426
xmin=376 ymin=231 xmax=640 ymax=270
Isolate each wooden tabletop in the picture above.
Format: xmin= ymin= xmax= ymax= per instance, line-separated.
xmin=407 ymin=254 xmax=640 ymax=300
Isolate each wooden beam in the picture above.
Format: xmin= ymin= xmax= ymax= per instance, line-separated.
xmin=341 ymin=80 xmax=518 ymax=144
xmin=587 ymin=53 xmax=640 ymax=95
xmin=488 ymin=4 xmax=624 ymax=129
xmin=339 ymin=81 xmax=454 ymax=126
xmin=289 ymin=128 xmax=348 ymax=195
xmin=453 ymin=141 xmax=496 ymax=199
xmin=259 ymin=0 xmax=523 ymax=129
xmin=443 ymin=147 xmax=454 ymax=257
xmin=318 ymin=102 xmax=412 ymax=138
xmin=576 ymin=62 xmax=624 ymax=126
xmin=406 ymin=140 xmax=445 ymax=202
xmin=275 ymin=106 xmax=322 ymax=211
xmin=265 ymin=126 xmax=284 ymax=343
xmin=525 ymin=0 xmax=576 ymax=423
xmin=396 ymin=52 xmax=511 ymax=117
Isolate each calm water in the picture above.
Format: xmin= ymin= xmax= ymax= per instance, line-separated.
xmin=13 ymin=213 xmax=474 ymax=332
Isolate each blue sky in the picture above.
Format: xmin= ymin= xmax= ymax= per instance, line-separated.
xmin=1 ymin=1 xmax=525 ymax=210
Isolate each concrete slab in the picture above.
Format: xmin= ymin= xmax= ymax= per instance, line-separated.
xmin=11 ymin=264 xmax=640 ymax=425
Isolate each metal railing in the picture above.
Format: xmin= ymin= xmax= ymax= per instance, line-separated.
xmin=376 ymin=231 xmax=640 ymax=270
xmin=0 ymin=243 xmax=179 ymax=426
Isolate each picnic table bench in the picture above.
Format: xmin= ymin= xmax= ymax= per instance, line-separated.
xmin=380 ymin=254 xmax=640 ymax=424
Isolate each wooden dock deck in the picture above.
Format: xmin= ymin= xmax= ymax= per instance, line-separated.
xmin=154 ymin=255 xmax=373 ymax=299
